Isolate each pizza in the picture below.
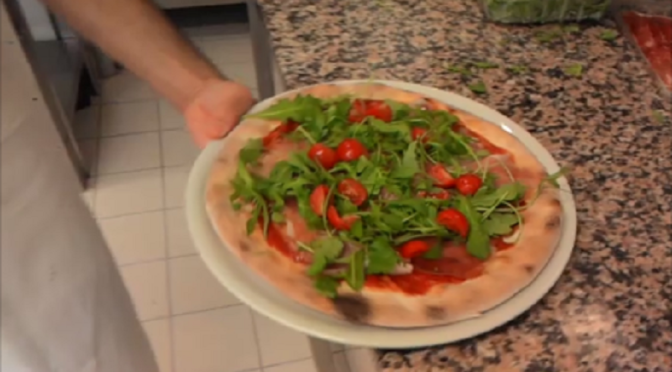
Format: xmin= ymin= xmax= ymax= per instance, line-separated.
xmin=206 ymin=82 xmax=565 ymax=328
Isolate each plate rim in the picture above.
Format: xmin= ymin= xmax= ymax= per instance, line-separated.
xmin=186 ymin=79 xmax=578 ymax=348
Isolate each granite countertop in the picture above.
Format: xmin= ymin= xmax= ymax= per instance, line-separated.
xmin=256 ymin=0 xmax=672 ymax=370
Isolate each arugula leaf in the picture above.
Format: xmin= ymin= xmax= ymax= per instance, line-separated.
xmin=468 ymin=81 xmax=487 ymax=95
xmin=507 ymin=65 xmax=528 ymax=75
xmin=457 ymin=195 xmax=491 ymax=260
xmin=600 ymin=30 xmax=618 ymax=41
xmin=472 ymin=61 xmax=499 ymax=69
xmin=563 ymin=24 xmax=580 ymax=34
xmin=370 ymin=119 xmax=411 ymax=140
xmin=314 ymin=276 xmax=340 ymax=298
xmin=307 ymin=237 xmax=344 ymax=276
xmin=385 ymin=100 xmax=411 ymax=120
xmin=246 ymin=95 xmax=321 ymax=122
xmin=563 ymin=64 xmax=583 ymax=78
xmin=652 ymin=110 xmax=666 ymax=124
xmin=390 ymin=141 xmax=419 ymax=179
xmin=345 ymin=250 xmax=365 ymax=291
xmin=367 ymin=237 xmax=400 ymax=274
xmin=471 ymin=182 xmax=526 ymax=208
xmin=239 ymin=138 xmax=265 ymax=165
xmin=445 ymin=64 xmax=472 ymax=76
xmin=483 ymin=213 xmax=519 ymax=236
xmin=543 ymin=167 xmax=570 ymax=188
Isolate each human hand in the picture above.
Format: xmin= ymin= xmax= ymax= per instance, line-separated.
xmin=183 ymin=79 xmax=256 ymax=148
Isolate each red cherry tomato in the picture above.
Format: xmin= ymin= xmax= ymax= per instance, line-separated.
xmin=411 ymin=127 xmax=429 ymax=142
xmin=309 ymin=185 xmax=330 ymax=216
xmin=399 ymin=240 xmax=431 ymax=259
xmin=455 ymin=174 xmax=483 ymax=196
xmin=262 ymin=121 xmax=299 ymax=147
xmin=348 ymin=99 xmax=393 ymax=123
xmin=427 ymin=164 xmax=456 ymax=187
xmin=336 ymin=138 xmax=368 ymax=162
xmin=337 ymin=178 xmax=368 ymax=206
xmin=437 ymin=209 xmax=470 ymax=238
xmin=308 ymin=143 xmax=338 ymax=170
xmin=326 ymin=205 xmax=359 ymax=231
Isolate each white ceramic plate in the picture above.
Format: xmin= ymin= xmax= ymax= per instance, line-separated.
xmin=186 ymin=80 xmax=577 ymax=349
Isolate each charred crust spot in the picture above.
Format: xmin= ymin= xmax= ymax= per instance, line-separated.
xmin=425 ymin=306 xmax=447 ymax=321
xmin=523 ymin=264 xmax=535 ymax=274
xmin=545 ymin=215 xmax=561 ymax=231
xmin=239 ymin=240 xmax=251 ymax=252
xmin=332 ymin=295 xmax=371 ymax=323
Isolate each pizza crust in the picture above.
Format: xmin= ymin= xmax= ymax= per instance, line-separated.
xmin=205 ymin=83 xmax=564 ymax=328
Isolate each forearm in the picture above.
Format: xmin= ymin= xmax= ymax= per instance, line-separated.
xmin=42 ymin=0 xmax=221 ymax=109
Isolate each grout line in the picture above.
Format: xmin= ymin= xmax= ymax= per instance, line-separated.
xmin=170 ymin=303 xmax=246 ymax=319
xmin=89 ymin=99 xmax=104 ymax=214
xmin=99 ymin=97 xmax=158 ymax=106
xmin=116 ymin=252 xmax=199 ymax=269
xmin=95 ymin=206 xmax=184 ymax=221
xmin=156 ymin=99 xmax=178 ymax=372
xmin=260 ymin=356 xmax=314 ymax=370
xmin=96 ymin=165 xmax=163 ymax=177
xmin=98 ymin=128 xmax=162 ymax=140
xmin=248 ymin=307 xmax=266 ymax=371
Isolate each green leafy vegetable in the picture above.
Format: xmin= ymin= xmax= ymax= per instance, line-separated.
xmin=507 ymin=65 xmax=529 ymax=75
xmin=652 ymin=110 xmax=666 ymax=124
xmin=346 ymin=250 xmax=365 ymax=291
xmin=483 ymin=213 xmax=519 ymax=236
xmin=422 ymin=241 xmax=444 ymax=259
xmin=314 ymin=276 xmax=340 ymax=298
xmin=563 ymin=64 xmax=583 ymax=77
xmin=239 ymin=138 xmax=265 ymax=165
xmin=457 ymin=195 xmax=491 ymax=260
xmin=307 ymin=237 xmax=345 ymax=276
xmin=471 ymin=182 xmax=526 ymax=208
xmin=445 ymin=64 xmax=473 ymax=76
xmin=472 ymin=61 xmax=499 ymax=69
xmin=482 ymin=0 xmax=611 ymax=24
xmin=599 ymin=29 xmax=618 ymax=41
xmin=468 ymin=81 xmax=487 ymax=95
xmin=367 ymin=238 xmax=400 ymax=274
xmin=390 ymin=141 xmax=420 ymax=179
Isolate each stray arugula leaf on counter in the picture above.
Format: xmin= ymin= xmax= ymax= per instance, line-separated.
xmin=445 ymin=64 xmax=473 ymax=76
xmin=507 ymin=65 xmax=529 ymax=75
xmin=652 ymin=110 xmax=666 ymax=124
xmin=535 ymin=28 xmax=563 ymax=43
xmin=563 ymin=64 xmax=583 ymax=77
xmin=472 ymin=61 xmax=499 ymax=69
xmin=600 ymin=29 xmax=619 ymax=41
xmin=563 ymin=24 xmax=581 ymax=34
xmin=468 ymin=81 xmax=487 ymax=95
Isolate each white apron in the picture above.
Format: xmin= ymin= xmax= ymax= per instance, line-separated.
xmin=1 ymin=4 xmax=158 ymax=372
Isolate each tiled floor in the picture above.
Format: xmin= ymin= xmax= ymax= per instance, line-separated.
xmin=75 ymin=24 xmax=380 ymax=372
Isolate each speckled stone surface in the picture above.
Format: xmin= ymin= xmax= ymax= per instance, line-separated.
xmin=256 ymin=0 xmax=672 ymax=370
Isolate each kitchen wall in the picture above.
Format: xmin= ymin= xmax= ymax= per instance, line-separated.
xmin=15 ymin=0 xmax=56 ymax=41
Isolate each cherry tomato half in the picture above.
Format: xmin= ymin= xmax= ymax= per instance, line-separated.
xmin=399 ymin=240 xmax=431 ymax=259
xmin=262 ymin=120 xmax=299 ymax=147
xmin=427 ymin=164 xmax=456 ymax=187
xmin=327 ymin=205 xmax=359 ymax=231
xmin=336 ymin=138 xmax=368 ymax=162
xmin=309 ymin=185 xmax=330 ymax=216
xmin=348 ymin=99 xmax=393 ymax=123
xmin=337 ymin=178 xmax=368 ymax=206
xmin=308 ymin=143 xmax=338 ymax=170
xmin=411 ymin=127 xmax=429 ymax=142
xmin=455 ymin=174 xmax=483 ymax=196
xmin=437 ymin=208 xmax=470 ymax=238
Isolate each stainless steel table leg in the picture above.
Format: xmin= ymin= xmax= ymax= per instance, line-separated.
xmin=246 ymin=0 xmax=275 ymax=99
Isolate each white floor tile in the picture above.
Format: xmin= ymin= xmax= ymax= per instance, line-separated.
xmin=163 ymin=166 xmax=189 ymax=208
xmin=161 ymin=130 xmax=199 ymax=167
xmin=99 ymin=211 xmax=166 ymax=265
xmin=97 ymin=133 xmax=161 ymax=174
xmin=120 ymin=261 xmax=169 ymax=321
xmin=73 ymin=105 xmax=100 ymax=139
xmin=78 ymin=139 xmax=98 ymax=176
xmin=143 ymin=318 xmax=173 ymax=372
xmin=94 ymin=169 xmax=163 ymax=218
xmin=101 ymin=101 xmax=159 ymax=136
xmin=263 ymin=359 xmax=317 ymax=372
xmin=332 ymin=352 xmax=351 ymax=372
xmin=345 ymin=349 xmax=379 ymax=372
xmin=216 ymin=63 xmax=257 ymax=91
xmin=102 ymin=71 xmax=157 ymax=103
xmin=173 ymin=306 xmax=259 ymax=372
xmin=159 ymin=100 xmax=186 ymax=130
xmin=195 ymin=36 xmax=253 ymax=66
xmin=169 ymin=255 xmax=240 ymax=315
xmin=254 ymin=312 xmax=312 ymax=366
xmin=166 ymin=208 xmax=197 ymax=257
